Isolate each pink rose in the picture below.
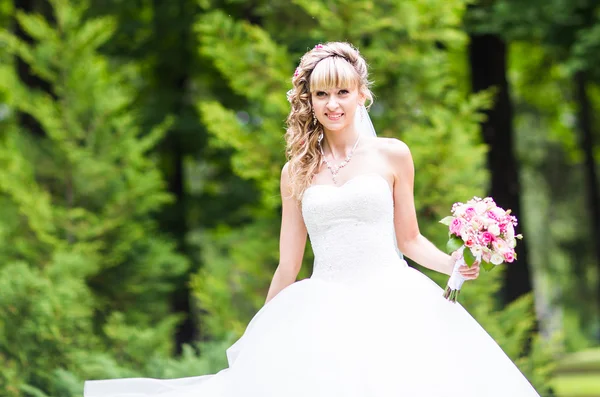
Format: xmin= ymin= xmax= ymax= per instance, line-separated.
xmin=499 ymin=222 xmax=508 ymax=233
xmin=504 ymin=251 xmax=515 ymax=263
xmin=449 ymin=218 xmax=463 ymax=236
xmin=487 ymin=211 xmax=499 ymax=222
xmin=465 ymin=207 xmax=476 ymax=220
xmin=481 ymin=231 xmax=495 ymax=245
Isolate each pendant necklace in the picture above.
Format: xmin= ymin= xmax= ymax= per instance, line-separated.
xmin=318 ymin=133 xmax=361 ymax=184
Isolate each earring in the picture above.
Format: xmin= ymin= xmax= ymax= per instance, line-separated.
xmin=360 ymin=105 xmax=365 ymax=123
xmin=312 ymin=111 xmax=317 ymax=126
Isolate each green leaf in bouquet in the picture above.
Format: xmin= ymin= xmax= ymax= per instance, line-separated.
xmin=481 ymin=261 xmax=495 ymax=272
xmin=463 ymin=248 xmax=476 ymax=267
xmin=439 ymin=216 xmax=453 ymax=226
xmin=446 ymin=235 xmax=463 ymax=254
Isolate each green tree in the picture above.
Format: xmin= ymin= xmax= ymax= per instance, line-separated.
xmin=83 ymin=0 xmax=265 ymax=348
xmin=0 ymin=0 xmax=11 ymax=29
xmin=0 ymin=0 xmax=192 ymax=394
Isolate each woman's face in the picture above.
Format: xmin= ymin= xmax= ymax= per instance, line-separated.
xmin=311 ymin=85 xmax=364 ymax=133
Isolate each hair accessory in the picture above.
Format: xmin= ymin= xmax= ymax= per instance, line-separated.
xmin=293 ymin=67 xmax=300 ymax=78
xmin=314 ymin=44 xmax=323 ymax=49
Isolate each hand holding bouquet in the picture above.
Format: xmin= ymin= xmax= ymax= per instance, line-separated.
xmin=440 ymin=197 xmax=523 ymax=302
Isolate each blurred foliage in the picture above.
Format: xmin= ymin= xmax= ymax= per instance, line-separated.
xmin=466 ymin=0 xmax=600 ymax=347
xmin=468 ymin=0 xmax=600 ymax=75
xmin=0 ymin=0 xmax=193 ymax=394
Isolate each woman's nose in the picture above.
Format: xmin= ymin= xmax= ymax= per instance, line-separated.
xmin=326 ymin=97 xmax=339 ymax=110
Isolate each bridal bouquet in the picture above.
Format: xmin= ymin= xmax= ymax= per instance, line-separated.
xmin=439 ymin=197 xmax=523 ymax=302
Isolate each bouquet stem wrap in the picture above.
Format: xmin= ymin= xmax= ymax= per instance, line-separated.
xmin=444 ymin=248 xmax=467 ymax=302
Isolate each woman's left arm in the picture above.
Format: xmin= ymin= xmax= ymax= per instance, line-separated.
xmin=384 ymin=139 xmax=479 ymax=279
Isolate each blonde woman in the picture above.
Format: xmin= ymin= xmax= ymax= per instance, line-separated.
xmin=85 ymin=42 xmax=540 ymax=397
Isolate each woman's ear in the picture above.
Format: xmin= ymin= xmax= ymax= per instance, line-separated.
xmin=358 ymin=91 xmax=367 ymax=106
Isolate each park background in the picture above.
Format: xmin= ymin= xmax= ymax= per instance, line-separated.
xmin=0 ymin=0 xmax=599 ymax=396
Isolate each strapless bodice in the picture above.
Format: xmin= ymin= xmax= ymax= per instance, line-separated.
xmin=302 ymin=173 xmax=407 ymax=283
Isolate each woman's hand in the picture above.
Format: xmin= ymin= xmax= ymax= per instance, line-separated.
xmin=458 ymin=260 xmax=481 ymax=280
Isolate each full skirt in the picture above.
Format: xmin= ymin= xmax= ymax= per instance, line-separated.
xmin=84 ymin=263 xmax=540 ymax=396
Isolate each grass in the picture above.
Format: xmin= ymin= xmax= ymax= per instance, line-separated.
xmin=553 ymin=347 xmax=600 ymax=397
xmin=553 ymin=374 xmax=600 ymax=397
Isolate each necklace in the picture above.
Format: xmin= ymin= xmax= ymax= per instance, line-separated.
xmin=318 ymin=133 xmax=361 ymax=184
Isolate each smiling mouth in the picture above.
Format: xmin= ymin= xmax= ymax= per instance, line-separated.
xmin=327 ymin=113 xmax=343 ymax=120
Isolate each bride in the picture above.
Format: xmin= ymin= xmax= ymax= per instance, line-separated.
xmin=85 ymin=42 xmax=540 ymax=396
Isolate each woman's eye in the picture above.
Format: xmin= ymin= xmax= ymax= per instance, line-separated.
xmin=316 ymin=91 xmax=327 ymax=97
xmin=339 ymin=89 xmax=349 ymax=95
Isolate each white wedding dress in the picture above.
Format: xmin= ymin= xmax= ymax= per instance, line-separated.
xmin=85 ymin=173 xmax=540 ymax=397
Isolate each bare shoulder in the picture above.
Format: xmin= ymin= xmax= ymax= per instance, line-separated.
xmin=367 ymin=137 xmax=414 ymax=183
xmin=281 ymin=161 xmax=291 ymax=179
xmin=280 ymin=161 xmax=292 ymax=193
xmin=373 ymin=137 xmax=412 ymax=164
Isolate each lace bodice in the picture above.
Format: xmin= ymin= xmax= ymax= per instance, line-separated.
xmin=302 ymin=173 xmax=407 ymax=283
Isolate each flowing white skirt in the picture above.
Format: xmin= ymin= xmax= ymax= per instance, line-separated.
xmin=84 ymin=263 xmax=540 ymax=396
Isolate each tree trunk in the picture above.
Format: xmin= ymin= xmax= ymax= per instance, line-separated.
xmin=152 ymin=0 xmax=197 ymax=352
xmin=574 ymin=70 xmax=600 ymax=312
xmin=468 ymin=33 xmax=533 ymax=304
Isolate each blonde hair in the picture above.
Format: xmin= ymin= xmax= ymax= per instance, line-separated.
xmin=285 ymin=42 xmax=373 ymax=201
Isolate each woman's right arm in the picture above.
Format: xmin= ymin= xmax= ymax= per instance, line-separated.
xmin=265 ymin=162 xmax=308 ymax=303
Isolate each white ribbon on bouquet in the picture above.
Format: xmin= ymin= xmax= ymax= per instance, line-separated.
xmin=445 ymin=246 xmax=481 ymax=301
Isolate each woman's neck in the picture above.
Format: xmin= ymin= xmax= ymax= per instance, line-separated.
xmin=321 ymin=127 xmax=361 ymax=160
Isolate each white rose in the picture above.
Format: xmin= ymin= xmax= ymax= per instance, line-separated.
xmin=493 ymin=239 xmax=507 ymax=251
xmin=459 ymin=225 xmax=470 ymax=237
xmin=481 ymin=217 xmax=492 ymax=228
xmin=470 ymin=217 xmax=484 ymax=231
xmin=488 ymin=223 xmax=500 ymax=236
xmin=492 ymin=207 xmax=506 ymax=218
xmin=453 ymin=205 xmax=466 ymax=217
xmin=506 ymin=225 xmax=514 ymax=240
xmin=475 ymin=201 xmax=487 ymax=215
xmin=491 ymin=253 xmax=504 ymax=265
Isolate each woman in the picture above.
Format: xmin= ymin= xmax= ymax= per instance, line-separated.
xmin=85 ymin=42 xmax=540 ymax=396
